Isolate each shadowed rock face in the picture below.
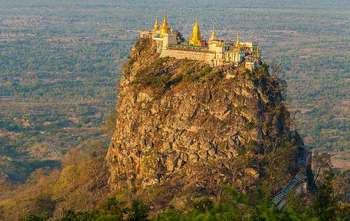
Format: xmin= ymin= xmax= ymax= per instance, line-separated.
xmin=106 ymin=38 xmax=302 ymax=206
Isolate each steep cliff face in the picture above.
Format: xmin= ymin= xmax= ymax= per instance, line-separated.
xmin=106 ymin=38 xmax=303 ymax=207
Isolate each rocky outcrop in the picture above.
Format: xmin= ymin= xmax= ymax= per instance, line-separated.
xmin=106 ymin=38 xmax=302 ymax=208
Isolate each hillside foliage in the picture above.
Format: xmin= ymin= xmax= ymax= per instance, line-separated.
xmin=20 ymin=171 xmax=350 ymax=221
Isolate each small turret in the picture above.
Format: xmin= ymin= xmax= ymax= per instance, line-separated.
xmin=189 ymin=18 xmax=202 ymax=46
xmin=209 ymin=30 xmax=217 ymax=41
xmin=153 ymin=16 xmax=159 ymax=32
xmin=160 ymin=16 xmax=169 ymax=36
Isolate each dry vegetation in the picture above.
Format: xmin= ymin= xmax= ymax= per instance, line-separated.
xmin=0 ymin=140 xmax=110 ymax=221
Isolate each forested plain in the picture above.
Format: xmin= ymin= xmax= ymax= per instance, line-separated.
xmin=0 ymin=0 xmax=349 ymax=192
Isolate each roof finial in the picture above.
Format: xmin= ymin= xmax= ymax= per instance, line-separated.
xmin=236 ymin=32 xmax=240 ymax=48
xmin=210 ymin=30 xmax=217 ymax=41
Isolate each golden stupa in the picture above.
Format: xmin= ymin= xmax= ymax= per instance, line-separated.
xmin=153 ymin=16 xmax=159 ymax=32
xmin=189 ymin=18 xmax=202 ymax=46
xmin=160 ymin=16 xmax=169 ymax=36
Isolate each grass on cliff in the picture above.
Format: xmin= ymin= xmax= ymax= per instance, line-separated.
xmin=132 ymin=56 xmax=226 ymax=97
xmin=128 ymin=38 xmax=226 ymax=96
xmin=131 ymin=51 xmax=282 ymax=101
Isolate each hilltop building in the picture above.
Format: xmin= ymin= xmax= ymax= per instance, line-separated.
xmin=140 ymin=16 xmax=261 ymax=70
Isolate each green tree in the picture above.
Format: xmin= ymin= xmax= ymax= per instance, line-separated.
xmin=310 ymin=170 xmax=338 ymax=221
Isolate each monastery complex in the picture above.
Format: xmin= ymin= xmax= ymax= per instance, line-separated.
xmin=140 ymin=16 xmax=262 ymax=70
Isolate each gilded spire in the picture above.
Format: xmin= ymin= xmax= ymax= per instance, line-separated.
xmin=160 ymin=16 xmax=169 ymax=36
xmin=255 ymin=47 xmax=260 ymax=58
xmin=153 ymin=16 xmax=159 ymax=32
xmin=210 ymin=30 xmax=217 ymax=41
xmin=235 ymin=32 xmax=240 ymax=48
xmin=189 ymin=18 xmax=202 ymax=46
